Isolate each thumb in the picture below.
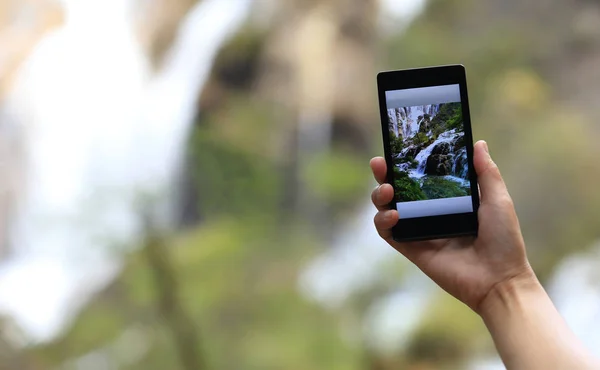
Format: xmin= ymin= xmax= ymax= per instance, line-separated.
xmin=474 ymin=141 xmax=509 ymax=204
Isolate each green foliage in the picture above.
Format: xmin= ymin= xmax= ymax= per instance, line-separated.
xmin=393 ymin=167 xmax=427 ymax=202
xmin=189 ymin=98 xmax=282 ymax=219
xmin=411 ymin=132 xmax=431 ymax=146
xmin=394 ymin=155 xmax=417 ymax=168
xmin=431 ymin=124 xmax=446 ymax=139
xmin=389 ymin=131 xmax=404 ymax=156
xmin=190 ymin=129 xmax=281 ymax=218
xmin=421 ymin=177 xmax=469 ymax=200
xmin=302 ymin=149 xmax=366 ymax=203
xmin=430 ymin=103 xmax=464 ymax=133
xmin=31 ymin=218 xmax=363 ymax=370
xmin=447 ymin=107 xmax=464 ymax=131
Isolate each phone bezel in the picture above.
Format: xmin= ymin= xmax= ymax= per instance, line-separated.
xmin=377 ymin=65 xmax=480 ymax=242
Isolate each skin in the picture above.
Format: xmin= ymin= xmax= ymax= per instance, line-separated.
xmin=371 ymin=140 xmax=600 ymax=369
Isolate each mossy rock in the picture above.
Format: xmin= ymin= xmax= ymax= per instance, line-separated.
xmin=425 ymin=154 xmax=453 ymax=176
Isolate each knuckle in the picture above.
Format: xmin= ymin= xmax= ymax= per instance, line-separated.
xmin=480 ymin=159 xmax=502 ymax=180
xmin=373 ymin=212 xmax=384 ymax=226
xmin=371 ymin=186 xmax=381 ymax=204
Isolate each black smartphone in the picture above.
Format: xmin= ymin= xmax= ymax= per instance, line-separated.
xmin=377 ymin=65 xmax=480 ymax=242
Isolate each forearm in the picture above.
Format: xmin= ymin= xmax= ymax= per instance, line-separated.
xmin=480 ymin=272 xmax=599 ymax=370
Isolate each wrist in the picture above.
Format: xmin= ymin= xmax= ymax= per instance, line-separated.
xmin=477 ymin=267 xmax=543 ymax=321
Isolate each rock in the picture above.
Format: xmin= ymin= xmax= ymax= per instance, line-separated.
xmin=431 ymin=142 xmax=451 ymax=156
xmin=453 ymin=135 xmax=465 ymax=151
xmin=403 ymin=145 xmax=420 ymax=159
xmin=426 ymin=154 xmax=453 ymax=176
xmin=418 ymin=115 xmax=432 ymax=134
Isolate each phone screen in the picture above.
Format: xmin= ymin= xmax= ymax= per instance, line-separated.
xmin=385 ymin=84 xmax=473 ymax=219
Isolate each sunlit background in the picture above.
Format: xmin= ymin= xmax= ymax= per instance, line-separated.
xmin=1 ymin=0 xmax=600 ymax=369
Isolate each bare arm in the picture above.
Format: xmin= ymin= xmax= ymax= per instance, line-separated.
xmin=480 ymin=273 xmax=599 ymax=369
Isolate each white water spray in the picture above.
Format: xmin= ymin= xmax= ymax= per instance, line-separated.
xmin=0 ymin=0 xmax=253 ymax=341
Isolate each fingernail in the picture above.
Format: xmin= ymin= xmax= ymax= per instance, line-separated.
xmin=386 ymin=210 xmax=395 ymax=222
xmin=483 ymin=141 xmax=489 ymax=154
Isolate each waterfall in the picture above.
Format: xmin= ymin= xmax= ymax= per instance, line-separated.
xmin=412 ymin=129 xmax=462 ymax=176
xmin=0 ymin=0 xmax=253 ymax=341
xmin=391 ymin=104 xmax=441 ymax=141
xmin=452 ymin=147 xmax=468 ymax=178
xmin=388 ymin=108 xmax=399 ymax=137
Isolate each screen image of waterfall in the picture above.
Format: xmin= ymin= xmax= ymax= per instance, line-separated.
xmin=389 ymin=104 xmax=470 ymax=189
xmin=382 ymin=83 xmax=474 ymax=219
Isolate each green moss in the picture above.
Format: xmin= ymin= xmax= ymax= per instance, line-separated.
xmin=421 ymin=177 xmax=469 ymax=199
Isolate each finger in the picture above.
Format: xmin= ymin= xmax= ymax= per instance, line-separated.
xmin=371 ymin=183 xmax=394 ymax=211
xmin=374 ymin=209 xmax=398 ymax=240
xmin=370 ymin=157 xmax=387 ymax=185
xmin=473 ymin=141 xmax=510 ymax=205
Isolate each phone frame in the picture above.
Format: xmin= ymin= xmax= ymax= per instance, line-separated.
xmin=377 ymin=65 xmax=480 ymax=242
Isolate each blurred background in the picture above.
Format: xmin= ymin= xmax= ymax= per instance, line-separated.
xmin=1 ymin=0 xmax=600 ymax=369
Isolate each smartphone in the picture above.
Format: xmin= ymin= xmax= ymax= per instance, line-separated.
xmin=377 ymin=65 xmax=480 ymax=242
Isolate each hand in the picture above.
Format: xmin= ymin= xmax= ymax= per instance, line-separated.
xmin=371 ymin=141 xmax=536 ymax=313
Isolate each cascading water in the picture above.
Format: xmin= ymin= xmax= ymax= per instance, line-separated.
xmin=0 ymin=0 xmax=253 ymax=341
xmin=413 ymin=129 xmax=461 ymax=175
xmin=391 ymin=104 xmax=439 ymax=139
xmin=452 ymin=147 xmax=468 ymax=178
xmin=389 ymin=104 xmax=469 ymax=185
xmin=388 ymin=108 xmax=399 ymax=137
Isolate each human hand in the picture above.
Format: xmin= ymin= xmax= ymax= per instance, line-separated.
xmin=371 ymin=141 xmax=536 ymax=313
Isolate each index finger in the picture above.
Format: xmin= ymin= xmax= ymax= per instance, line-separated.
xmin=370 ymin=157 xmax=387 ymax=185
